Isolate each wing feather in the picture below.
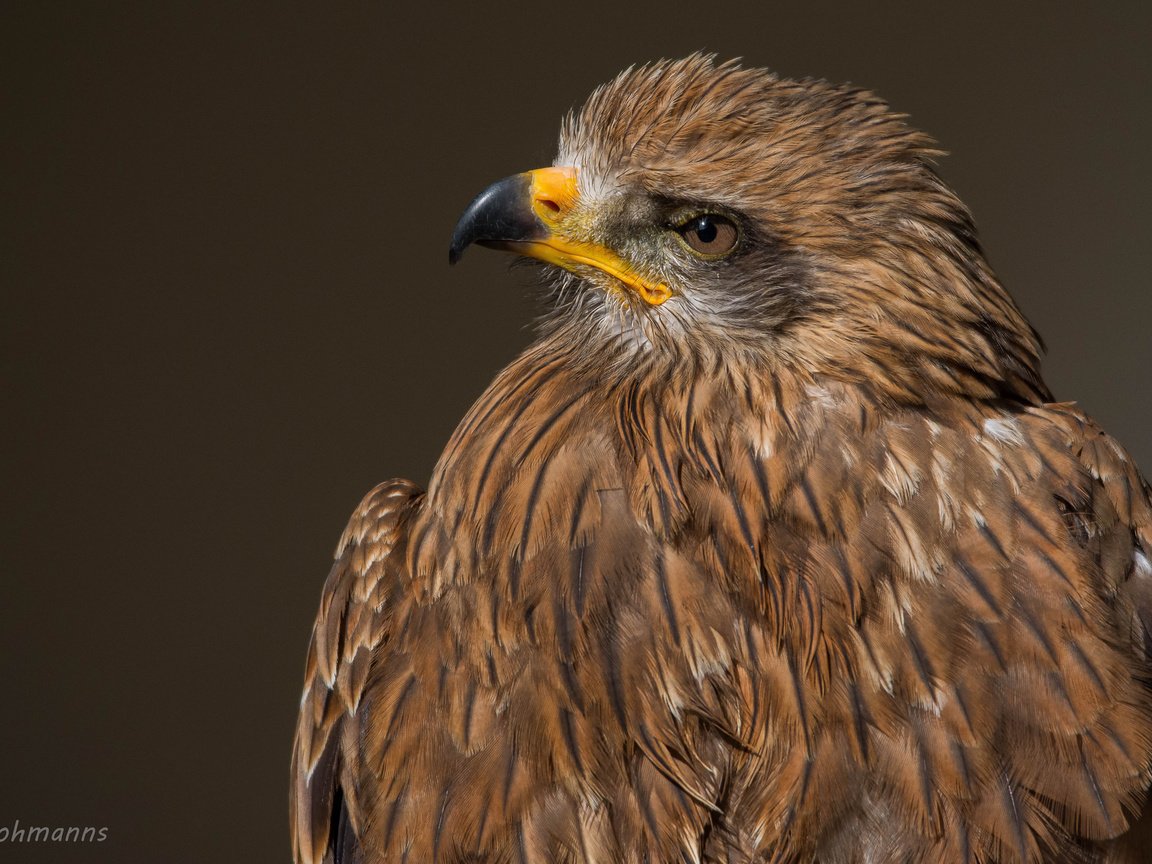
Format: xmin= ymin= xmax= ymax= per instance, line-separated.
xmin=290 ymin=479 xmax=423 ymax=864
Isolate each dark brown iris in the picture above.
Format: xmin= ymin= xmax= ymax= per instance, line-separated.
xmin=677 ymin=214 xmax=738 ymax=257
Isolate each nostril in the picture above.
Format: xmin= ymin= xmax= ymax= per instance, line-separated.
xmin=537 ymin=198 xmax=561 ymax=214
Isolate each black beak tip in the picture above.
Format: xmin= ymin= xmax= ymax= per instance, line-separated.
xmin=447 ymin=173 xmax=540 ymax=267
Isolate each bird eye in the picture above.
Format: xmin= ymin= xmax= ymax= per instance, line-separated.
xmin=676 ymin=214 xmax=738 ymax=257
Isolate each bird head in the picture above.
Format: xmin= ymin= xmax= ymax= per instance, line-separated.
xmin=450 ymin=54 xmax=1046 ymax=402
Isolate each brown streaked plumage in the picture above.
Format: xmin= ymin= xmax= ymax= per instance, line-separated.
xmin=290 ymin=55 xmax=1152 ymax=863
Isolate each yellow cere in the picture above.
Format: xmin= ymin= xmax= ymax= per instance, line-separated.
xmin=523 ymin=167 xmax=672 ymax=307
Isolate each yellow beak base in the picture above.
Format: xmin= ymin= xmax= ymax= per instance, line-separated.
xmin=449 ymin=167 xmax=671 ymax=307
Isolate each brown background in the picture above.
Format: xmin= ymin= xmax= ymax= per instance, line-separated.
xmin=2 ymin=2 xmax=1149 ymax=862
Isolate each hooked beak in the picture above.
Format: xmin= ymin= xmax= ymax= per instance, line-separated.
xmin=448 ymin=166 xmax=671 ymax=306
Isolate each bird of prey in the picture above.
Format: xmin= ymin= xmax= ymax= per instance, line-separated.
xmin=290 ymin=55 xmax=1152 ymax=863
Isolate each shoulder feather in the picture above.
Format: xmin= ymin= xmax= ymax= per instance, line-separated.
xmin=290 ymin=479 xmax=423 ymax=864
